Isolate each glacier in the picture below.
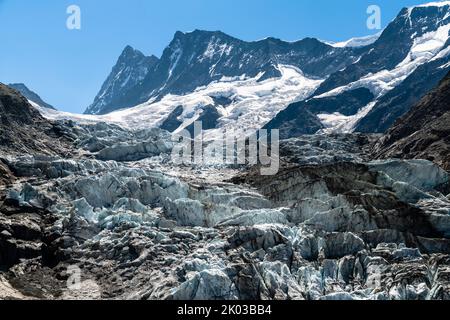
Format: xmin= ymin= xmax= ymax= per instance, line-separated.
xmin=35 ymin=65 xmax=322 ymax=141
xmin=1 ymin=122 xmax=450 ymax=300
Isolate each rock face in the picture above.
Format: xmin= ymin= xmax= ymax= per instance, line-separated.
xmin=264 ymin=88 xmax=374 ymax=138
xmin=0 ymin=83 xmax=73 ymax=156
xmin=354 ymin=56 xmax=450 ymax=133
xmin=8 ymin=83 xmax=56 ymax=110
xmin=265 ymin=3 xmax=450 ymax=137
xmin=0 ymin=160 xmax=14 ymax=188
xmin=160 ymin=105 xmax=184 ymax=133
xmin=85 ymin=46 xmax=159 ymax=115
xmin=315 ymin=5 xmax=450 ymax=96
xmin=373 ymin=71 xmax=450 ymax=170
xmin=85 ymin=30 xmax=362 ymax=115
xmin=0 ymin=198 xmax=54 ymax=270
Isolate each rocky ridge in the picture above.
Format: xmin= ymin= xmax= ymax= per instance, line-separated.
xmin=0 ymin=83 xmax=74 ymax=158
xmin=373 ymin=71 xmax=450 ymax=170
xmin=266 ymin=3 xmax=450 ymax=137
xmin=8 ymin=83 xmax=56 ymax=110
xmin=86 ymin=30 xmax=363 ymax=115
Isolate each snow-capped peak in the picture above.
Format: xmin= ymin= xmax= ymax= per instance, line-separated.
xmin=409 ymin=0 xmax=450 ymax=11
xmin=406 ymin=0 xmax=450 ymax=18
xmin=36 ymin=65 xmax=324 ymax=141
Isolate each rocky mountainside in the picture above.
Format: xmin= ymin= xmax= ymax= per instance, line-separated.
xmin=264 ymin=88 xmax=374 ymax=138
xmin=8 ymin=83 xmax=56 ymax=110
xmin=315 ymin=3 xmax=450 ymax=95
xmin=266 ymin=2 xmax=450 ymax=137
xmin=86 ymin=30 xmax=363 ymax=115
xmin=0 ymin=159 xmax=13 ymax=188
xmin=0 ymin=84 xmax=76 ymax=277
xmin=83 ymin=3 xmax=450 ymax=141
xmin=373 ymin=71 xmax=450 ymax=170
xmin=0 ymin=83 xmax=73 ymax=157
xmin=85 ymin=46 xmax=159 ymax=115
xmin=354 ymin=56 xmax=450 ymax=133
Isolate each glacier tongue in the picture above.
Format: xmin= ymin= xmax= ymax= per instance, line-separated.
xmin=2 ymin=123 xmax=450 ymax=300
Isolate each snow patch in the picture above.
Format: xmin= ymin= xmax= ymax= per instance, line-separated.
xmin=317 ymin=101 xmax=377 ymax=134
xmin=327 ymin=32 xmax=382 ymax=48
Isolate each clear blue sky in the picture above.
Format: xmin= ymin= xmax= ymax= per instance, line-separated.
xmin=0 ymin=0 xmax=433 ymax=113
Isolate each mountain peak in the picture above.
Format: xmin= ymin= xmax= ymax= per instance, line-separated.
xmin=118 ymin=45 xmax=147 ymax=60
xmin=121 ymin=45 xmax=138 ymax=55
xmin=8 ymin=83 xmax=27 ymax=90
xmin=119 ymin=46 xmax=159 ymax=62
xmin=408 ymin=0 xmax=450 ymax=11
xmin=8 ymin=83 xmax=56 ymax=110
xmin=186 ymin=29 xmax=228 ymax=36
xmin=326 ymin=32 xmax=382 ymax=48
xmin=86 ymin=29 xmax=362 ymax=115
xmin=172 ymin=29 xmax=238 ymax=43
xmin=84 ymin=46 xmax=160 ymax=115
xmin=123 ymin=44 xmax=134 ymax=51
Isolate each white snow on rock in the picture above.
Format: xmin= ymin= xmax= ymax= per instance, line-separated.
xmin=316 ymin=23 xmax=450 ymax=100
xmin=314 ymin=17 xmax=450 ymax=133
xmin=408 ymin=1 xmax=450 ymax=15
xmin=326 ymin=32 xmax=382 ymax=48
xmin=34 ymin=65 xmax=322 ymax=140
xmin=317 ymin=101 xmax=377 ymax=134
